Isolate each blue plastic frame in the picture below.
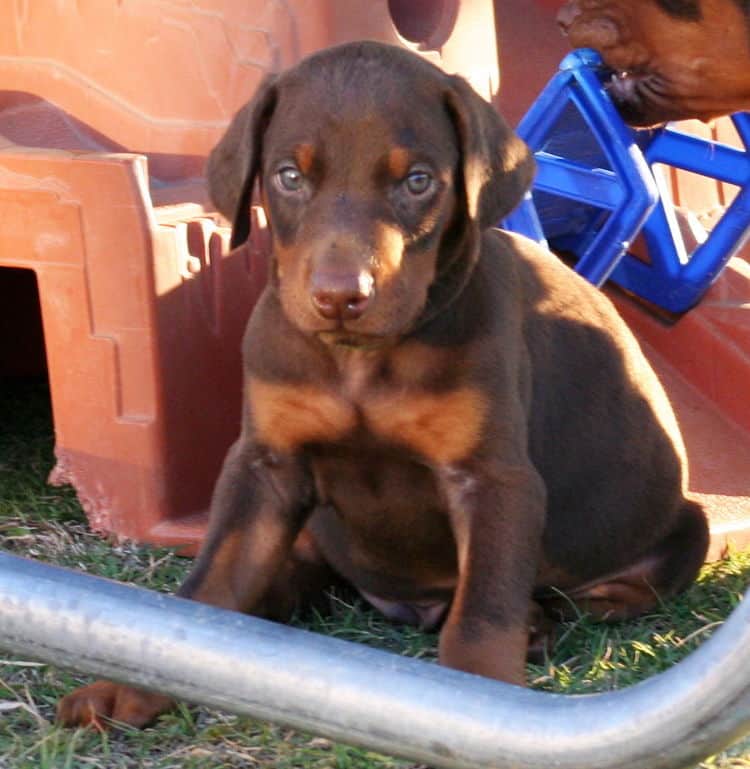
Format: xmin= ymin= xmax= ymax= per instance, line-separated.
xmin=503 ymin=49 xmax=750 ymax=313
xmin=503 ymin=49 xmax=659 ymax=287
xmin=610 ymin=113 xmax=750 ymax=311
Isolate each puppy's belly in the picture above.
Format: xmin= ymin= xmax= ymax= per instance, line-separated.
xmin=358 ymin=590 xmax=450 ymax=630
xmin=307 ymin=446 xmax=458 ymax=607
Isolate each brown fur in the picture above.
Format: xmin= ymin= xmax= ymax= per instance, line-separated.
xmin=558 ymin=0 xmax=750 ymax=124
xmin=57 ymin=41 xmax=709 ymax=729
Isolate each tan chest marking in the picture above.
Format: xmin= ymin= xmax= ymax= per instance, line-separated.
xmin=248 ymin=377 xmax=357 ymax=452
xmin=365 ymin=387 xmax=487 ymax=464
xmin=249 ymin=377 xmax=486 ymax=463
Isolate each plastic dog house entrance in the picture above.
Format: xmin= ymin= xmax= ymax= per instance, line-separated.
xmin=0 ymin=267 xmax=47 ymax=379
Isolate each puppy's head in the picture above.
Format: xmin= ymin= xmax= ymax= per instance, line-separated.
xmin=207 ymin=41 xmax=533 ymax=346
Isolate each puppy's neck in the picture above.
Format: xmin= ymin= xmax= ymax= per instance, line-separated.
xmin=326 ymin=343 xmax=390 ymax=400
xmin=323 ymin=335 xmax=457 ymax=404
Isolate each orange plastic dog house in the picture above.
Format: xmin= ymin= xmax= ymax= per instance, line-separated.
xmin=0 ymin=0 xmax=500 ymax=548
xmin=1 ymin=0 xmax=748 ymax=558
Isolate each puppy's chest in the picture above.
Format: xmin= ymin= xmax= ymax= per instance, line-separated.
xmin=247 ymin=375 xmax=487 ymax=465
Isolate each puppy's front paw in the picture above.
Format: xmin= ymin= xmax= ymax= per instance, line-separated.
xmin=439 ymin=620 xmax=528 ymax=686
xmin=57 ymin=680 xmax=173 ymax=730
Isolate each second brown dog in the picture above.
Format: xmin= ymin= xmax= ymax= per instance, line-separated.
xmin=558 ymin=0 xmax=750 ymax=125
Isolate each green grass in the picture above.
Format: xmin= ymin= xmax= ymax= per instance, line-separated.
xmin=1 ymin=377 xmax=749 ymax=768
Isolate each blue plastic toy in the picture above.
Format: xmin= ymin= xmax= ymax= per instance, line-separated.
xmin=502 ymin=49 xmax=750 ymax=313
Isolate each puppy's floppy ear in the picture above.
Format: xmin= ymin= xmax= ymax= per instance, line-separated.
xmin=206 ymin=75 xmax=278 ymax=249
xmin=445 ymin=75 xmax=535 ymax=230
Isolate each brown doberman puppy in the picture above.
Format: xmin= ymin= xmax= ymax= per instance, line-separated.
xmin=558 ymin=0 xmax=750 ymax=125
xmin=58 ymin=40 xmax=709 ymax=729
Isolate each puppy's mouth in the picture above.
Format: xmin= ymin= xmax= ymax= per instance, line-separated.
xmin=316 ymin=329 xmax=391 ymax=350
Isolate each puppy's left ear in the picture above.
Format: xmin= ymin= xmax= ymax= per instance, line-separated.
xmin=445 ymin=75 xmax=535 ymax=230
xmin=206 ymin=75 xmax=278 ymax=249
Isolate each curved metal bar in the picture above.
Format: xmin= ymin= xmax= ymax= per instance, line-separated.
xmin=0 ymin=551 xmax=748 ymax=769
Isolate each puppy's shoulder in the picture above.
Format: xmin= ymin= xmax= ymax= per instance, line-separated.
xmin=485 ymin=228 xmax=575 ymax=288
xmin=486 ymin=228 xmax=623 ymax=326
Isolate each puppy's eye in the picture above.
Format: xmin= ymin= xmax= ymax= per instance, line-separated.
xmin=404 ymin=169 xmax=433 ymax=196
xmin=276 ymin=166 xmax=304 ymax=192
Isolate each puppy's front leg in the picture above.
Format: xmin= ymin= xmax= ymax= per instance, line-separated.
xmin=57 ymin=438 xmax=314 ymax=729
xmin=437 ymin=460 xmax=546 ymax=686
xmin=178 ymin=438 xmax=314 ymax=611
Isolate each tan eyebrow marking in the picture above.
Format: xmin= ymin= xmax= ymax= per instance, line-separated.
xmin=294 ymin=143 xmax=316 ymax=175
xmin=387 ymin=146 xmax=411 ymax=179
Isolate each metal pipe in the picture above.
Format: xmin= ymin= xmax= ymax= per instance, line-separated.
xmin=0 ymin=550 xmax=748 ymax=769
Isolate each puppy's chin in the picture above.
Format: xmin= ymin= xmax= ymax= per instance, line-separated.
xmin=316 ymin=330 xmax=395 ymax=350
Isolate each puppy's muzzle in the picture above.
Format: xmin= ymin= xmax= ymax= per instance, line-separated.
xmin=310 ymin=269 xmax=375 ymax=321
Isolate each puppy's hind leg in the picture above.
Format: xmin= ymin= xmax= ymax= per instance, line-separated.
xmin=541 ymin=500 xmax=709 ymax=622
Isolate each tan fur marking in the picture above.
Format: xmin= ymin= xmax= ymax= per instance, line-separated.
xmin=249 ymin=377 xmax=357 ymax=452
xmin=374 ymin=221 xmax=405 ymax=282
xmin=189 ymin=508 xmax=305 ymax=614
xmin=366 ymin=387 xmax=487 ymax=464
xmin=387 ymin=146 xmax=411 ymax=179
xmin=294 ymin=143 xmax=316 ymax=175
xmin=187 ymin=530 xmax=248 ymax=609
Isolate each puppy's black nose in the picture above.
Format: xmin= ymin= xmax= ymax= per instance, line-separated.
xmin=310 ymin=271 xmax=374 ymax=321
